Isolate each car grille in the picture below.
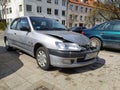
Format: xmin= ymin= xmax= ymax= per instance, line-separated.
xmin=77 ymin=58 xmax=95 ymax=62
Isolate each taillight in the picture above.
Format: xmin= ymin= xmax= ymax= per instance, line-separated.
xmin=81 ymin=31 xmax=84 ymax=35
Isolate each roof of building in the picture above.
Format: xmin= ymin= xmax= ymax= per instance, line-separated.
xmin=69 ymin=0 xmax=94 ymax=7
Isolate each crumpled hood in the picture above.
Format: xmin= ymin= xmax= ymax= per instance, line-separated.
xmin=38 ymin=31 xmax=90 ymax=46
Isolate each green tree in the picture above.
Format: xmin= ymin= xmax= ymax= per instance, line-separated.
xmin=93 ymin=0 xmax=120 ymax=20
xmin=0 ymin=0 xmax=7 ymax=30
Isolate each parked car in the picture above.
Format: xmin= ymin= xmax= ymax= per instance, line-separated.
xmin=82 ymin=20 xmax=120 ymax=49
xmin=69 ymin=26 xmax=86 ymax=34
xmin=4 ymin=16 xmax=99 ymax=70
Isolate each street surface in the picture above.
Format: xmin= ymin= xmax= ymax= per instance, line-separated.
xmin=0 ymin=31 xmax=120 ymax=90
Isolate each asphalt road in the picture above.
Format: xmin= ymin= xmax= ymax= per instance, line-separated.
xmin=0 ymin=32 xmax=120 ymax=90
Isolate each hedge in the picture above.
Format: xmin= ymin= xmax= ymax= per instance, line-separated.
xmin=0 ymin=22 xmax=7 ymax=31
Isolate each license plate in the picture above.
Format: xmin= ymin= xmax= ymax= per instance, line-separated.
xmin=85 ymin=52 xmax=98 ymax=60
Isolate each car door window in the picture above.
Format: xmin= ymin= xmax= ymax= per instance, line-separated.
xmin=10 ymin=18 xmax=20 ymax=30
xmin=103 ymin=23 xmax=111 ymax=30
xmin=16 ymin=17 xmax=30 ymax=30
xmin=95 ymin=22 xmax=113 ymax=30
xmin=112 ymin=21 xmax=120 ymax=31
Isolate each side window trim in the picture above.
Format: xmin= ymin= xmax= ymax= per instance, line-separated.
xmin=16 ymin=17 xmax=30 ymax=31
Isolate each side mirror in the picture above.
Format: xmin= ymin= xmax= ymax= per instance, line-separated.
xmin=20 ymin=26 xmax=31 ymax=32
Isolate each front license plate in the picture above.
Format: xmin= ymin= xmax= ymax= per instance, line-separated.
xmin=85 ymin=52 xmax=98 ymax=60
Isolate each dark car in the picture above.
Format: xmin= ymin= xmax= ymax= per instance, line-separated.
xmin=82 ymin=20 xmax=120 ymax=49
xmin=70 ymin=26 xmax=86 ymax=34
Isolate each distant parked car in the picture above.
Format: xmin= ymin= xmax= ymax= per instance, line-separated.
xmin=82 ymin=20 xmax=120 ymax=49
xmin=4 ymin=16 xmax=99 ymax=70
xmin=69 ymin=26 xmax=86 ymax=34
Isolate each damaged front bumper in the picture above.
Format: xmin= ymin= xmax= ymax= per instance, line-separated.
xmin=48 ymin=48 xmax=99 ymax=68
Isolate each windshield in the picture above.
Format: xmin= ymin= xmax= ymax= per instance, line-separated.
xmin=30 ymin=17 xmax=66 ymax=31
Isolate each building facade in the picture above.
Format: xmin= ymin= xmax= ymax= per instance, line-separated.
xmin=1 ymin=0 xmax=104 ymax=27
xmin=66 ymin=0 xmax=104 ymax=28
xmin=3 ymin=0 xmax=67 ymax=25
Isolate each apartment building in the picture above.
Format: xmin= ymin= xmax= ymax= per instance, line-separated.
xmin=66 ymin=0 xmax=104 ymax=28
xmin=3 ymin=0 xmax=67 ymax=25
xmin=1 ymin=0 xmax=104 ymax=27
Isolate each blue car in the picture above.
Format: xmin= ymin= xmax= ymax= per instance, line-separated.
xmin=82 ymin=20 xmax=120 ymax=49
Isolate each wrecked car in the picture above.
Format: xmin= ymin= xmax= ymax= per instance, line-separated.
xmin=4 ymin=16 xmax=99 ymax=70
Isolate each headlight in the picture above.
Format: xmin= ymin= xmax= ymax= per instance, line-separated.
xmin=55 ymin=42 xmax=82 ymax=51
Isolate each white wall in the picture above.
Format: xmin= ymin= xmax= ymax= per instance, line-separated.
xmin=24 ymin=0 xmax=67 ymax=24
xmin=5 ymin=0 xmax=24 ymax=22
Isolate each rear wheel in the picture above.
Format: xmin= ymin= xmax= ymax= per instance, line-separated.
xmin=5 ymin=38 xmax=13 ymax=51
xmin=90 ymin=37 xmax=102 ymax=49
xmin=36 ymin=47 xmax=51 ymax=70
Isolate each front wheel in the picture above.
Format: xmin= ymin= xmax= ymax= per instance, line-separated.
xmin=90 ymin=37 xmax=102 ymax=49
xmin=36 ymin=47 xmax=51 ymax=70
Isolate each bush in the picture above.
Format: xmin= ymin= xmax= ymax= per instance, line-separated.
xmin=0 ymin=22 xmax=7 ymax=31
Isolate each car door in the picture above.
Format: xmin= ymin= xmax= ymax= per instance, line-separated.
xmin=7 ymin=18 xmax=21 ymax=47
xmin=109 ymin=21 xmax=120 ymax=48
xmin=15 ymin=17 xmax=33 ymax=52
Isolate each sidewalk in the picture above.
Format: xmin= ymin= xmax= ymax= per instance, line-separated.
xmin=0 ymin=32 xmax=120 ymax=90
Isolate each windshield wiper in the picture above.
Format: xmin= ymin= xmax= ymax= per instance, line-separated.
xmin=37 ymin=28 xmax=50 ymax=30
xmin=51 ymin=28 xmax=66 ymax=30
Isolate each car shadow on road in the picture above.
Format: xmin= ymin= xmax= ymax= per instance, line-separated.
xmin=0 ymin=46 xmax=23 ymax=79
xmin=102 ymin=48 xmax=120 ymax=53
xmin=58 ymin=57 xmax=105 ymax=74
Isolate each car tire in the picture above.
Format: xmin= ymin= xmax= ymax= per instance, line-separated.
xmin=36 ymin=47 xmax=51 ymax=70
xmin=90 ymin=37 xmax=102 ymax=49
xmin=5 ymin=38 xmax=13 ymax=51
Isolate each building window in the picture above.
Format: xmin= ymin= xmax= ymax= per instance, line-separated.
xmin=89 ymin=9 xmax=91 ymax=13
xmin=47 ymin=0 xmax=51 ymax=3
xmin=69 ymin=5 xmax=73 ymax=10
xmin=80 ymin=16 xmax=83 ymax=21
xmin=37 ymin=6 xmax=42 ymax=13
xmin=19 ymin=5 xmax=22 ymax=12
xmin=62 ymin=0 xmax=66 ymax=6
xmin=54 ymin=9 xmax=58 ymax=15
xmin=84 ymin=16 xmax=87 ymax=21
xmin=6 ymin=8 xmax=9 ymax=14
xmin=62 ymin=10 xmax=65 ymax=16
xmin=69 ymin=23 xmax=72 ymax=27
xmin=26 ymin=5 xmax=32 ymax=12
xmin=80 ymin=7 xmax=83 ymax=13
xmin=47 ymin=8 xmax=51 ymax=14
xmin=74 ymin=15 xmax=78 ymax=21
xmin=75 ymin=24 xmax=77 ymax=26
xmin=85 ymin=8 xmax=88 ymax=13
xmin=54 ymin=0 xmax=58 ymax=4
xmin=75 ymin=6 xmax=78 ymax=11
xmin=69 ymin=15 xmax=72 ymax=20
xmin=9 ymin=8 xmax=12 ymax=13
xmin=62 ymin=20 xmax=65 ymax=25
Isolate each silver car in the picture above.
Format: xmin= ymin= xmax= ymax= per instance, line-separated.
xmin=4 ymin=16 xmax=99 ymax=70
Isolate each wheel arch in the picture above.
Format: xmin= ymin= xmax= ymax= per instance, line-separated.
xmin=34 ymin=43 xmax=45 ymax=58
xmin=90 ymin=36 xmax=103 ymax=47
